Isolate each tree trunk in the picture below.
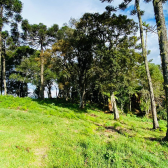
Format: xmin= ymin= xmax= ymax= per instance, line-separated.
xmin=2 ymin=54 xmax=6 ymax=95
xmin=0 ymin=6 xmax=3 ymax=95
xmin=79 ymin=89 xmax=85 ymax=108
xmin=40 ymin=48 xmax=44 ymax=99
xmin=22 ymin=83 xmax=28 ymax=97
xmin=111 ymin=92 xmax=119 ymax=120
xmin=136 ymin=0 xmax=159 ymax=129
xmin=48 ymin=85 xmax=52 ymax=98
xmin=129 ymin=93 xmax=132 ymax=112
xmin=146 ymin=99 xmax=150 ymax=116
xmin=121 ymin=103 xmax=124 ymax=112
xmin=145 ymin=27 xmax=159 ymax=129
xmin=2 ymin=37 xmax=6 ymax=95
xmin=153 ymin=0 xmax=168 ymax=137
xmin=55 ymin=87 xmax=58 ymax=98
xmin=20 ymin=82 xmax=23 ymax=97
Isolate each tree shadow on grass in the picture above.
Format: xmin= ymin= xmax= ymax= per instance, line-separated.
xmin=144 ymin=136 xmax=168 ymax=146
xmin=32 ymin=98 xmax=91 ymax=114
xmin=104 ymin=126 xmax=121 ymax=134
xmin=104 ymin=125 xmax=167 ymax=143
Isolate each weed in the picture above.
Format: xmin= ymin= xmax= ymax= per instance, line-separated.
xmin=113 ymin=122 xmax=121 ymax=129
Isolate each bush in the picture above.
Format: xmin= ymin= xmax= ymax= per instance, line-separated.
xmin=157 ymin=107 xmax=167 ymax=120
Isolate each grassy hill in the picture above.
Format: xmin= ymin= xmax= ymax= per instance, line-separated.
xmin=0 ymin=95 xmax=168 ymax=168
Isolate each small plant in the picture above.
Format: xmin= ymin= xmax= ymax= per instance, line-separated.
xmin=20 ymin=106 xmax=27 ymax=111
xmin=104 ymin=151 xmax=120 ymax=163
xmin=113 ymin=122 xmax=121 ymax=129
xmin=141 ymin=116 xmax=151 ymax=122
xmin=158 ymin=108 xmax=167 ymax=120
xmin=159 ymin=126 xmax=167 ymax=132
xmin=105 ymin=121 xmax=112 ymax=127
xmin=81 ymin=128 xmax=94 ymax=135
xmin=131 ymin=125 xmax=138 ymax=132
xmin=97 ymin=126 xmax=105 ymax=132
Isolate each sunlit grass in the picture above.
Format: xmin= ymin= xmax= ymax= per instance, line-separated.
xmin=0 ymin=95 xmax=168 ymax=167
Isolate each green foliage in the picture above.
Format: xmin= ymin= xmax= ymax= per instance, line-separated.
xmin=139 ymin=89 xmax=151 ymax=113
xmin=113 ymin=122 xmax=122 ymax=129
xmin=0 ymin=0 xmax=22 ymax=27
xmin=21 ymin=21 xmax=59 ymax=48
xmin=158 ymin=107 xmax=167 ymax=120
xmin=138 ymin=63 xmax=164 ymax=114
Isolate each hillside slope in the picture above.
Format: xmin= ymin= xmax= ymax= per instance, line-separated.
xmin=0 ymin=95 xmax=168 ymax=168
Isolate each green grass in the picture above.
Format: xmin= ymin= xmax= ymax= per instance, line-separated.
xmin=0 ymin=95 xmax=168 ymax=167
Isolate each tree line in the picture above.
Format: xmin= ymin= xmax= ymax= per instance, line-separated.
xmin=0 ymin=0 xmax=168 ymax=139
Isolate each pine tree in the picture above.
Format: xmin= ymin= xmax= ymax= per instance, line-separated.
xmin=21 ymin=20 xmax=59 ymax=99
xmin=152 ymin=0 xmax=168 ymax=138
xmin=0 ymin=0 xmax=22 ymax=93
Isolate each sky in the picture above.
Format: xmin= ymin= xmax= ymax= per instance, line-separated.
xmin=17 ymin=0 xmax=168 ymax=65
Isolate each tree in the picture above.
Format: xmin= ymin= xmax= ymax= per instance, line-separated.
xmin=21 ymin=21 xmax=59 ymax=98
xmin=0 ymin=0 xmax=22 ymax=93
xmin=100 ymin=0 xmax=159 ymax=128
xmin=51 ymin=26 xmax=75 ymax=100
xmin=78 ymin=12 xmax=140 ymax=117
xmin=53 ymin=17 xmax=100 ymax=108
xmin=152 ymin=0 xmax=168 ymax=138
xmin=7 ymin=46 xmax=36 ymax=97
xmin=1 ymin=31 xmax=9 ymax=95
xmin=53 ymin=32 xmax=94 ymax=107
xmin=95 ymin=36 xmax=141 ymax=119
xmin=138 ymin=62 xmax=164 ymax=115
xmin=135 ymin=0 xmax=159 ymax=128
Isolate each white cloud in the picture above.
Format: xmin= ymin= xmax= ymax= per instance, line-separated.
xmin=21 ymin=0 xmax=109 ymax=27
xmin=146 ymin=33 xmax=160 ymax=64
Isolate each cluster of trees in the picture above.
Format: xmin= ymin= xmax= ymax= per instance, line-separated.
xmin=100 ymin=0 xmax=168 ymax=138
xmin=0 ymin=0 xmax=168 ymax=139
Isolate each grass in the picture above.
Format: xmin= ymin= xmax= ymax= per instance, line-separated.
xmin=0 ymin=95 xmax=168 ymax=167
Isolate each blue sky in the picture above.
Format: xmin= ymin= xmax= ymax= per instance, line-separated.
xmin=20 ymin=0 xmax=109 ymax=26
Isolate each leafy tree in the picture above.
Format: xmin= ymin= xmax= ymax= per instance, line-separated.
xmin=52 ymin=26 xmax=75 ymax=100
xmin=7 ymin=46 xmax=36 ymax=97
xmin=52 ymin=12 xmax=141 ymax=112
xmin=95 ymin=36 xmax=141 ymax=119
xmin=138 ymin=62 xmax=164 ymax=115
xmin=21 ymin=20 xmax=59 ymax=98
xmin=100 ymin=0 xmax=160 ymax=128
xmin=52 ymin=19 xmax=97 ymax=108
xmin=100 ymin=0 xmax=168 ymax=135
xmin=101 ymin=13 xmax=137 ymax=113
xmin=11 ymin=47 xmax=60 ymax=99
xmin=1 ymin=29 xmax=22 ymax=95
xmin=56 ymin=25 xmax=74 ymax=41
